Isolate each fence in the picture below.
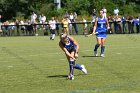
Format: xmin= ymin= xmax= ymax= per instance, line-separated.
xmin=0 ymin=21 xmax=140 ymax=36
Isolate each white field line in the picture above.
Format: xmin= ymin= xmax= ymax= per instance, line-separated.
xmin=69 ymin=82 xmax=140 ymax=93
xmin=7 ymin=66 xmax=13 ymax=68
xmin=116 ymin=53 xmax=121 ymax=55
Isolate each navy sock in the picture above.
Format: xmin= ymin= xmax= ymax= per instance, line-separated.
xmin=101 ymin=46 xmax=105 ymax=54
xmin=74 ymin=64 xmax=82 ymax=70
xmin=94 ymin=44 xmax=100 ymax=51
xmin=69 ymin=61 xmax=74 ymax=75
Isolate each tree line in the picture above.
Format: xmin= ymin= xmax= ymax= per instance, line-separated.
xmin=0 ymin=0 xmax=139 ymax=21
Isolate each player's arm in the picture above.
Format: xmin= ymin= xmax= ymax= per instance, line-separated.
xmin=59 ymin=41 xmax=75 ymax=59
xmin=92 ymin=18 xmax=98 ymax=35
xmin=68 ymin=36 xmax=79 ymax=54
xmin=106 ymin=18 xmax=110 ymax=29
xmin=61 ymin=19 xmax=64 ymax=23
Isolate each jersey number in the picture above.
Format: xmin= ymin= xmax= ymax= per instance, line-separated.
xmin=101 ymin=23 xmax=103 ymax=28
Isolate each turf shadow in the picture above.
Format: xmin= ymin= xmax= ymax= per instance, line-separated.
xmin=48 ymin=75 xmax=68 ymax=78
xmin=47 ymin=74 xmax=84 ymax=78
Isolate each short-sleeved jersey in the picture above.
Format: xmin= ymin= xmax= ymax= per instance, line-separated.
xmin=96 ymin=17 xmax=107 ymax=33
xmin=49 ymin=20 xmax=56 ymax=30
xmin=133 ymin=19 xmax=139 ymax=25
xmin=62 ymin=37 xmax=76 ymax=52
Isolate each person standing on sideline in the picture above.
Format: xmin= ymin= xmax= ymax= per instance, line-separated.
xmin=73 ymin=12 xmax=78 ymax=34
xmin=114 ymin=7 xmax=119 ymax=17
xmin=59 ymin=33 xmax=87 ymax=80
xmin=49 ymin=17 xmax=56 ymax=40
xmin=69 ymin=13 xmax=74 ymax=22
xmin=133 ymin=16 xmax=139 ymax=33
xmin=102 ymin=7 xmax=107 ymax=19
xmin=41 ymin=14 xmax=46 ymax=29
xmin=92 ymin=10 xmax=110 ymax=57
xmin=82 ymin=17 xmax=87 ymax=36
xmin=30 ymin=12 xmax=37 ymax=24
xmin=62 ymin=17 xmax=69 ymax=35
xmin=92 ymin=9 xmax=96 ymax=22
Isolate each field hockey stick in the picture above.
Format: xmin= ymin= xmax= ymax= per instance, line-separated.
xmin=86 ymin=32 xmax=98 ymax=37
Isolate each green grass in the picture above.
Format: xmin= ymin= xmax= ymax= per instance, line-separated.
xmin=0 ymin=34 xmax=140 ymax=93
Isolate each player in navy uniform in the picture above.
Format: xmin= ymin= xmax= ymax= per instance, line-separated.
xmin=59 ymin=33 xmax=87 ymax=80
xmin=92 ymin=10 xmax=110 ymax=57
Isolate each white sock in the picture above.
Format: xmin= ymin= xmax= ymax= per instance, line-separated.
xmin=50 ymin=34 xmax=53 ymax=38
xmin=52 ymin=34 xmax=55 ymax=39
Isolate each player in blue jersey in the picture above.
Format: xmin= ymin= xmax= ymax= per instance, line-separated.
xmin=92 ymin=10 xmax=110 ymax=57
xmin=59 ymin=33 xmax=87 ymax=80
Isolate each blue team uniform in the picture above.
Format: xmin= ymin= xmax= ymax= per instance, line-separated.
xmin=62 ymin=37 xmax=76 ymax=53
xmin=96 ymin=17 xmax=107 ymax=38
xmin=60 ymin=37 xmax=87 ymax=79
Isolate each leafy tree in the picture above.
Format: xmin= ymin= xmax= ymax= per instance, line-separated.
xmin=0 ymin=0 xmax=139 ymax=21
xmin=65 ymin=0 xmax=90 ymax=15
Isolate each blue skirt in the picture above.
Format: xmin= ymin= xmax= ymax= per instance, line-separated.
xmin=96 ymin=32 xmax=107 ymax=38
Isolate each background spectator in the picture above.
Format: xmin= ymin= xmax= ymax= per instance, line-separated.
xmin=114 ymin=7 xmax=119 ymax=17
xmin=64 ymin=11 xmax=69 ymax=18
xmin=73 ymin=12 xmax=78 ymax=34
xmin=49 ymin=17 xmax=56 ymax=40
xmin=122 ymin=16 xmax=127 ymax=34
xmin=92 ymin=9 xmax=96 ymax=22
xmin=62 ymin=17 xmax=69 ymax=35
xmin=108 ymin=15 xmax=113 ymax=34
xmin=102 ymin=7 xmax=107 ymax=19
xmin=41 ymin=14 xmax=46 ymax=29
xmin=30 ymin=12 xmax=37 ymax=24
xmin=113 ymin=16 xmax=122 ymax=34
xmin=127 ymin=16 xmax=134 ymax=34
xmin=82 ymin=17 xmax=87 ymax=36
xmin=133 ymin=16 xmax=139 ymax=33
xmin=10 ymin=20 xmax=15 ymax=36
xmin=20 ymin=20 xmax=25 ymax=35
xmin=16 ymin=19 xmax=20 ymax=36
xmin=69 ymin=13 xmax=74 ymax=22
xmin=4 ymin=20 xmax=10 ymax=36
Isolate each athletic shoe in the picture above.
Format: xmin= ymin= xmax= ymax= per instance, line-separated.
xmin=68 ymin=74 xmax=74 ymax=80
xmin=100 ymin=54 xmax=105 ymax=57
xmin=70 ymin=75 xmax=74 ymax=80
xmin=81 ymin=65 xmax=87 ymax=74
xmin=67 ymin=74 xmax=71 ymax=79
xmin=94 ymin=51 xmax=98 ymax=56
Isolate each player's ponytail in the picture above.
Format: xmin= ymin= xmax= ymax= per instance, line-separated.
xmin=60 ymin=33 xmax=68 ymax=39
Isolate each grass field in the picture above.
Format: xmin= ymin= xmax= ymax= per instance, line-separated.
xmin=0 ymin=34 xmax=140 ymax=93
